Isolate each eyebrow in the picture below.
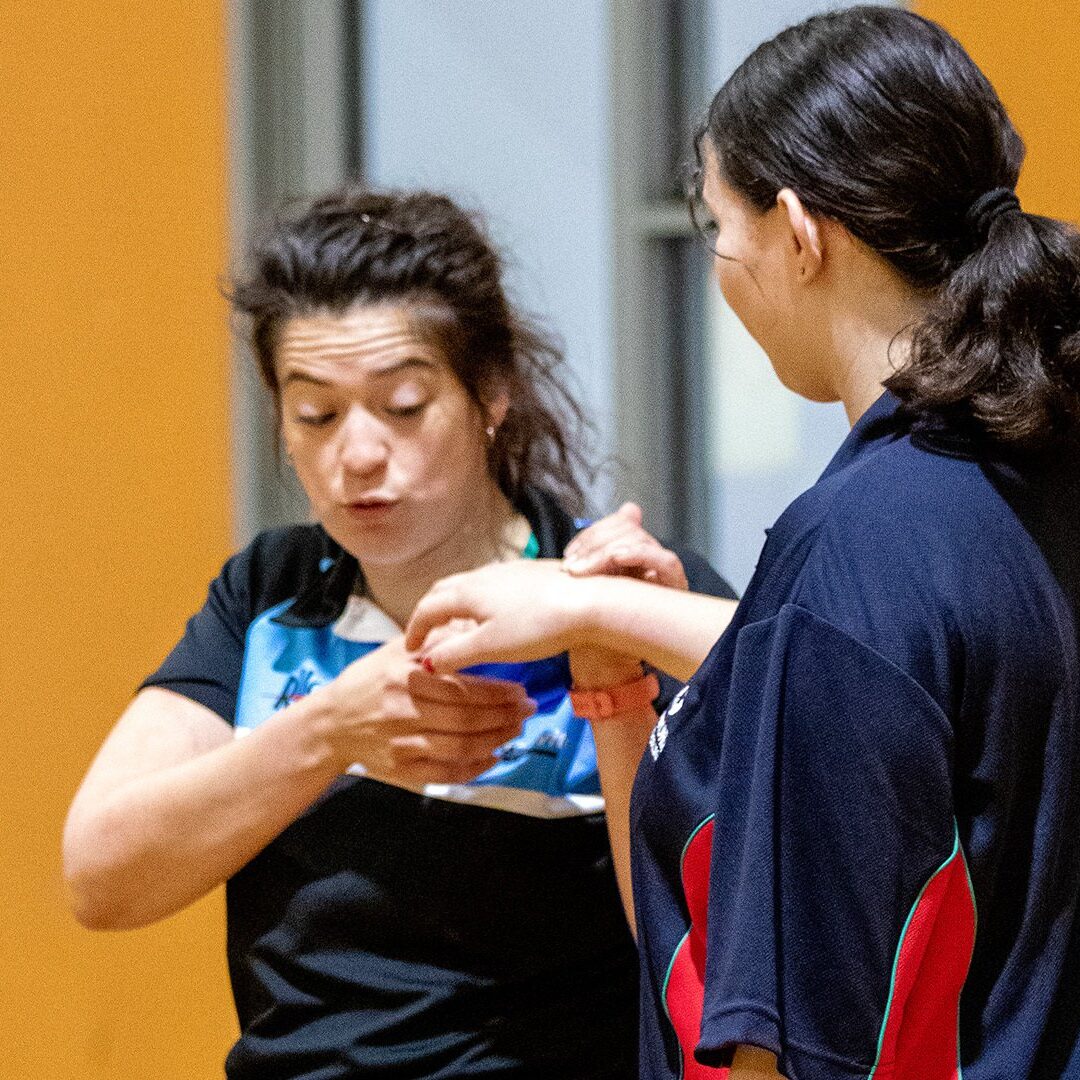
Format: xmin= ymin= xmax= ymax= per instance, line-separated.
xmin=281 ymin=357 xmax=436 ymax=388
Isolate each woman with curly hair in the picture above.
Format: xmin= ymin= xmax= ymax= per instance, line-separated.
xmin=63 ymin=188 xmax=735 ymax=1078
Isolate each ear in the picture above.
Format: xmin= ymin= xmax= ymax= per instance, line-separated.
xmin=776 ymin=188 xmax=823 ymax=283
xmin=483 ymin=385 xmax=510 ymax=432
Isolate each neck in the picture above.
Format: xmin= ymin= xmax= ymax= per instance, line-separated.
xmin=827 ymin=275 xmax=927 ymax=427
xmin=361 ymin=484 xmax=520 ymax=630
xmin=830 ymin=318 xmax=907 ymax=426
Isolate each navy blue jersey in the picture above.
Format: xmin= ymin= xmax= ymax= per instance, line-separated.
xmin=143 ymin=488 xmax=735 ymax=1079
xmin=632 ymin=393 xmax=1080 ymax=1080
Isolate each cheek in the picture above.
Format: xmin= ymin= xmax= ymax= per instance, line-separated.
xmin=287 ymin=443 xmax=334 ymax=503
xmin=715 ymin=258 xmax=767 ymax=334
xmin=396 ymin=407 xmax=488 ymax=496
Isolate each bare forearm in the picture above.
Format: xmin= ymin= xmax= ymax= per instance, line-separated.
xmin=571 ymin=577 xmax=737 ymax=681
xmin=590 ymin=713 xmax=653 ymax=936
xmin=730 ymin=1046 xmax=785 ymax=1079
xmin=63 ymin=695 xmax=341 ymax=929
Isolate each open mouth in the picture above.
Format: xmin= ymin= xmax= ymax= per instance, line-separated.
xmin=344 ymin=497 xmax=398 ymax=514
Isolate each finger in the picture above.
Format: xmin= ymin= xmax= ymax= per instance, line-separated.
xmin=408 ymin=669 xmax=531 ymax=707
xmin=611 ymin=547 xmax=687 ymax=589
xmin=565 ymin=523 xmax=658 ymax=568
xmin=564 ymin=541 xmax=656 ymax=577
xmin=419 ymin=622 xmax=523 ymax=674
xmin=419 ymin=617 xmax=481 ymax=652
xmin=411 ymin=698 xmax=534 ymax=734
xmin=565 ymin=503 xmax=644 ymax=558
xmin=570 ymin=543 xmax=688 ymax=588
xmin=390 ymin=729 xmax=515 ymax=765
xmin=634 ymin=547 xmax=689 ymax=589
xmin=564 ymin=507 xmax=643 ymax=560
xmin=404 ymin=587 xmax=477 ymax=651
xmin=577 ymin=514 xmax=647 ymax=551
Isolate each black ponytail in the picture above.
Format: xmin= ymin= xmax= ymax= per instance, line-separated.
xmin=700 ymin=4 xmax=1080 ymax=451
xmin=893 ymin=206 xmax=1080 ymax=447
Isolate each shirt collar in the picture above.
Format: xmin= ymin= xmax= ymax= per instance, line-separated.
xmin=818 ymin=389 xmax=905 ymax=483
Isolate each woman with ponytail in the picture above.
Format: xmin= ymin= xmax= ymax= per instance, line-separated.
xmin=407 ymin=7 xmax=1080 ymax=1078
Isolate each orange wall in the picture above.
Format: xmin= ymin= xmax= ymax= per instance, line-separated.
xmin=915 ymin=0 xmax=1080 ymax=225
xmin=0 ymin=4 xmax=236 ymax=1077
xmin=3 ymin=2 xmax=1078 ymax=1077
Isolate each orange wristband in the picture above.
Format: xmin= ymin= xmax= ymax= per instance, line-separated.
xmin=569 ymin=672 xmax=661 ymax=721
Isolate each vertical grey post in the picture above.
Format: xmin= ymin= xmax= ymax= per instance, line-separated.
xmin=227 ymin=0 xmax=360 ymax=543
xmin=609 ymin=0 xmax=680 ymax=542
xmin=609 ymin=0 xmax=711 ymax=547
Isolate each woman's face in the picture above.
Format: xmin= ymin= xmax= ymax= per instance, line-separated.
xmin=276 ymin=304 xmax=501 ymax=569
xmin=699 ymin=143 xmax=831 ymax=400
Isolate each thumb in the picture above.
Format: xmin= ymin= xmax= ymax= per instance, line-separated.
xmin=617 ymin=501 xmax=643 ymax=526
xmin=404 ymin=589 xmax=470 ymax=651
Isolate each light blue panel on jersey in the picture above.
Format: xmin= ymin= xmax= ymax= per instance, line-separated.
xmin=465 ymin=659 xmax=597 ymax=796
xmin=235 ymin=601 xmax=380 ymax=725
xmin=234 ymin=602 xmax=599 ymax=797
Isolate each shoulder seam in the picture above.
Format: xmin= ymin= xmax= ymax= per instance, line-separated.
xmin=738 ymin=602 xmax=953 ymax=735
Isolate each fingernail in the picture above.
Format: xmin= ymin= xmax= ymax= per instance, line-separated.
xmin=420 ymin=656 xmax=435 ymax=674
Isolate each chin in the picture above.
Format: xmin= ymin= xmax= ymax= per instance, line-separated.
xmin=320 ymin=515 xmax=408 ymax=566
xmin=790 ymin=380 xmax=841 ymax=404
xmin=769 ymin=354 xmax=836 ymax=403
xmin=340 ymin=530 xmax=424 ymax=568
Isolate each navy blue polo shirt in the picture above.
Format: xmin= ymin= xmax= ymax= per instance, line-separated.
xmin=632 ymin=392 xmax=1080 ymax=1079
xmin=143 ymin=487 xmax=735 ymax=1079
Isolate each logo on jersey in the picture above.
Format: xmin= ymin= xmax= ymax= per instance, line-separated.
xmin=273 ymin=667 xmax=321 ymax=710
xmin=496 ymin=728 xmax=566 ymax=762
xmin=649 ymin=684 xmax=688 ymax=761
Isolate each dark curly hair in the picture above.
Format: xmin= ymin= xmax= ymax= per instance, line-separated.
xmin=696 ymin=5 xmax=1080 ymax=451
xmin=229 ymin=187 xmax=592 ymax=513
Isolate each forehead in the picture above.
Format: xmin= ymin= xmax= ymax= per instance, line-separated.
xmin=275 ymin=304 xmax=450 ymax=383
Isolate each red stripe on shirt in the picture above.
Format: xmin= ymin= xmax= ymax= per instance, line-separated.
xmin=663 ymin=823 xmax=975 ymax=1079
xmin=664 ymin=818 xmax=727 ymax=1078
xmin=871 ymin=843 xmax=976 ymax=1079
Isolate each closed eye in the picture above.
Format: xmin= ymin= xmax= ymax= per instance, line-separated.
xmin=294 ymin=411 xmax=337 ymax=427
xmin=385 ymin=401 xmax=427 ymax=418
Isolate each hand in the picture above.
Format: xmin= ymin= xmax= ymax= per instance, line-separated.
xmin=563 ymin=503 xmax=688 ymax=590
xmin=318 ymin=636 xmax=534 ymax=785
xmin=563 ymin=503 xmax=683 ymax=688
xmin=405 ymin=560 xmax=584 ymax=673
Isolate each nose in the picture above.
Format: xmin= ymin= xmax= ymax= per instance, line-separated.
xmin=336 ymin=407 xmax=389 ymax=483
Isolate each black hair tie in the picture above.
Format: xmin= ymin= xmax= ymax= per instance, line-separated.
xmin=966 ymin=187 xmax=1021 ymax=244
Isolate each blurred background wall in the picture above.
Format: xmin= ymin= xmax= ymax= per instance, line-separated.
xmin=2 ymin=1 xmax=1077 ymax=1076
xmin=0 ymin=2 xmax=237 ymax=1076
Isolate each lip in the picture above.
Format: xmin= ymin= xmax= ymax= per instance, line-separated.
xmin=341 ymin=496 xmax=399 ymax=517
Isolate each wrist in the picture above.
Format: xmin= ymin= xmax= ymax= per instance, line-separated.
xmin=562 ymin=574 xmax=608 ymax=649
xmin=570 ymin=671 xmax=660 ymax=723
xmin=289 ymin=683 xmax=351 ymax=775
xmin=570 ymin=650 xmax=643 ymax=690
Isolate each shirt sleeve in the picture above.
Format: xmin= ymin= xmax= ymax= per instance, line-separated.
xmin=654 ymin=545 xmax=740 ymax=713
xmin=695 ymin=603 xmax=970 ymax=1080
xmin=679 ymin=546 xmax=739 ymax=603
xmin=139 ymin=546 xmax=254 ymax=724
